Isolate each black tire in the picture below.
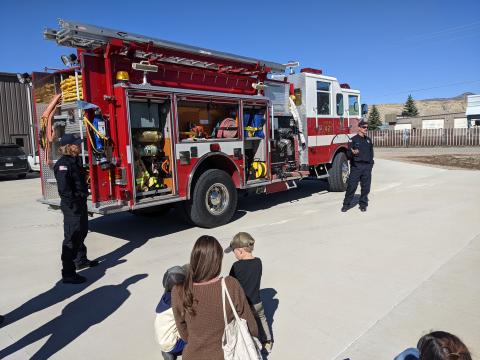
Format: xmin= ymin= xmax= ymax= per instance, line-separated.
xmin=328 ymin=152 xmax=349 ymax=192
xmin=17 ymin=173 xmax=27 ymax=179
xmin=186 ymin=169 xmax=238 ymax=228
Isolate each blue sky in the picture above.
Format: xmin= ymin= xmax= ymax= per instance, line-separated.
xmin=1 ymin=0 xmax=479 ymax=104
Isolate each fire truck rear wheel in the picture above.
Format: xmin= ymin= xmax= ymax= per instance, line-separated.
xmin=328 ymin=152 xmax=349 ymax=192
xmin=187 ymin=169 xmax=238 ymax=228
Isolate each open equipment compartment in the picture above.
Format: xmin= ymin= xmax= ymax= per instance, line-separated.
xmin=270 ymin=115 xmax=299 ymax=180
xmin=243 ymin=101 xmax=268 ymax=183
xmin=177 ymin=96 xmax=239 ymax=142
xmin=129 ymin=95 xmax=174 ymax=200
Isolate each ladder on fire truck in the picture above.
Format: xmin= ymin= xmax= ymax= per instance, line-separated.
xmin=44 ymin=19 xmax=287 ymax=75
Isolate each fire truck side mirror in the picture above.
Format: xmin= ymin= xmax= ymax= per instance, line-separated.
xmin=361 ymin=104 xmax=368 ymax=115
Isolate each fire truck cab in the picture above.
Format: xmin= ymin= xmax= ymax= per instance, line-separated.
xmin=287 ymin=69 xmax=365 ymax=186
xmin=34 ymin=20 xmax=366 ymax=228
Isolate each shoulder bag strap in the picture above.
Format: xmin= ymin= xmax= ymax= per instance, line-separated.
xmin=222 ymin=277 xmax=229 ymax=327
xmin=222 ymin=278 xmax=241 ymax=323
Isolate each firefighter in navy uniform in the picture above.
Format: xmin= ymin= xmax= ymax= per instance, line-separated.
xmin=341 ymin=120 xmax=374 ymax=212
xmin=54 ymin=134 xmax=98 ymax=284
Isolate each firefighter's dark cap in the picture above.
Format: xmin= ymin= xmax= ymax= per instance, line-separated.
xmin=358 ymin=120 xmax=368 ymax=127
xmin=59 ymin=133 xmax=82 ymax=145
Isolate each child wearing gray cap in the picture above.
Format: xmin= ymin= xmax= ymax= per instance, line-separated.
xmin=155 ymin=265 xmax=187 ymax=360
xmin=225 ymin=232 xmax=273 ymax=353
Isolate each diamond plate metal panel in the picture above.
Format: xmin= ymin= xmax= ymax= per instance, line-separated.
xmin=33 ymin=71 xmax=89 ymax=201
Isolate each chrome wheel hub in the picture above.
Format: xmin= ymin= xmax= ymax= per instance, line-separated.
xmin=205 ymin=183 xmax=229 ymax=215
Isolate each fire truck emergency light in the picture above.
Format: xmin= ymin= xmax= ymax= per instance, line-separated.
xmin=132 ymin=61 xmax=158 ymax=85
xmin=283 ymin=61 xmax=300 ymax=67
xmin=17 ymin=72 xmax=32 ymax=84
xmin=132 ymin=61 xmax=159 ymax=72
xmin=60 ymin=54 xmax=78 ymax=67
xmin=116 ymin=71 xmax=130 ymax=83
xmin=252 ymin=82 xmax=266 ymax=95
xmin=283 ymin=61 xmax=300 ymax=75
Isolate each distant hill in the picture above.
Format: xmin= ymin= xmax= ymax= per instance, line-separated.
xmin=422 ymin=92 xmax=475 ymax=101
xmin=369 ymin=93 xmax=474 ymax=123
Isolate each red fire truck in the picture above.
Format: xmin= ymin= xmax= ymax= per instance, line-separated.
xmin=34 ymin=20 xmax=367 ymax=228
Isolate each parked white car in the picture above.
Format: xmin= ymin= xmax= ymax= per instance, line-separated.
xmin=28 ymin=151 xmax=40 ymax=172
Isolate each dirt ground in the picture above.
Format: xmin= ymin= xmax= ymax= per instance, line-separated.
xmin=375 ymin=147 xmax=480 ymax=170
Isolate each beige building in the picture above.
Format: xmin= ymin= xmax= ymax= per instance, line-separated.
xmin=369 ymin=93 xmax=476 ymax=130
xmin=387 ymin=112 xmax=469 ymax=130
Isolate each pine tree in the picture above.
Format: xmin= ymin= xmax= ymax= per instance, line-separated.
xmin=402 ymin=94 xmax=419 ymax=117
xmin=367 ymin=105 xmax=382 ymax=130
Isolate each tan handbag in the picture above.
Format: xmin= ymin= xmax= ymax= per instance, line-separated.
xmin=154 ymin=308 xmax=180 ymax=352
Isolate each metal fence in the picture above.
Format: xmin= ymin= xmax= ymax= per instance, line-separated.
xmin=368 ymin=128 xmax=480 ymax=147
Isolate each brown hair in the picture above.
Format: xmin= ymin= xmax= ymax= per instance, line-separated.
xmin=418 ymin=331 xmax=472 ymax=360
xmin=179 ymin=235 xmax=223 ymax=316
xmin=242 ymin=246 xmax=253 ymax=253
xmin=58 ymin=144 xmax=79 ymax=156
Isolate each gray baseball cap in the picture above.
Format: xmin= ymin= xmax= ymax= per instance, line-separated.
xmin=224 ymin=232 xmax=255 ymax=253
xmin=162 ymin=265 xmax=187 ymax=291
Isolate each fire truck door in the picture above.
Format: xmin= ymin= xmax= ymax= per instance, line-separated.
xmin=243 ymin=103 xmax=269 ymax=183
xmin=128 ymin=98 xmax=175 ymax=200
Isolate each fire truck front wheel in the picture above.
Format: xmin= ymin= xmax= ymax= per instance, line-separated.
xmin=187 ymin=169 xmax=238 ymax=228
xmin=328 ymin=152 xmax=349 ymax=192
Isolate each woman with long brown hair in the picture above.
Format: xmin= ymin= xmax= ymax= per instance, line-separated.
xmin=417 ymin=331 xmax=472 ymax=360
xmin=394 ymin=331 xmax=472 ymax=360
xmin=172 ymin=235 xmax=258 ymax=360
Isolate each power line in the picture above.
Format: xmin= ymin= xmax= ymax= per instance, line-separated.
xmin=408 ymin=20 xmax=480 ymax=41
xmin=381 ymin=20 xmax=480 ymax=51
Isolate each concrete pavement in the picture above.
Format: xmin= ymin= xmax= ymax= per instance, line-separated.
xmin=0 ymin=158 xmax=479 ymax=359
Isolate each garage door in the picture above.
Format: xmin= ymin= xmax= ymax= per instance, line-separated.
xmin=454 ymin=118 xmax=468 ymax=128
xmin=422 ymin=119 xmax=444 ymax=129
xmin=394 ymin=123 xmax=412 ymax=130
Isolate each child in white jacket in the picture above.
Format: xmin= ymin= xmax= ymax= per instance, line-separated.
xmin=154 ymin=266 xmax=187 ymax=360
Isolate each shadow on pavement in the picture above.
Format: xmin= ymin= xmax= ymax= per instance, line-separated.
xmin=89 ymin=208 xmax=192 ymax=241
xmin=260 ymin=288 xmax=279 ymax=359
xmin=0 ymin=178 xmax=325 ymax=353
xmin=1 ymin=211 xmax=190 ymax=328
xmin=238 ymin=179 xmax=330 ymax=212
xmin=0 ymin=274 xmax=147 ymax=359
xmin=260 ymin=288 xmax=279 ymax=342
